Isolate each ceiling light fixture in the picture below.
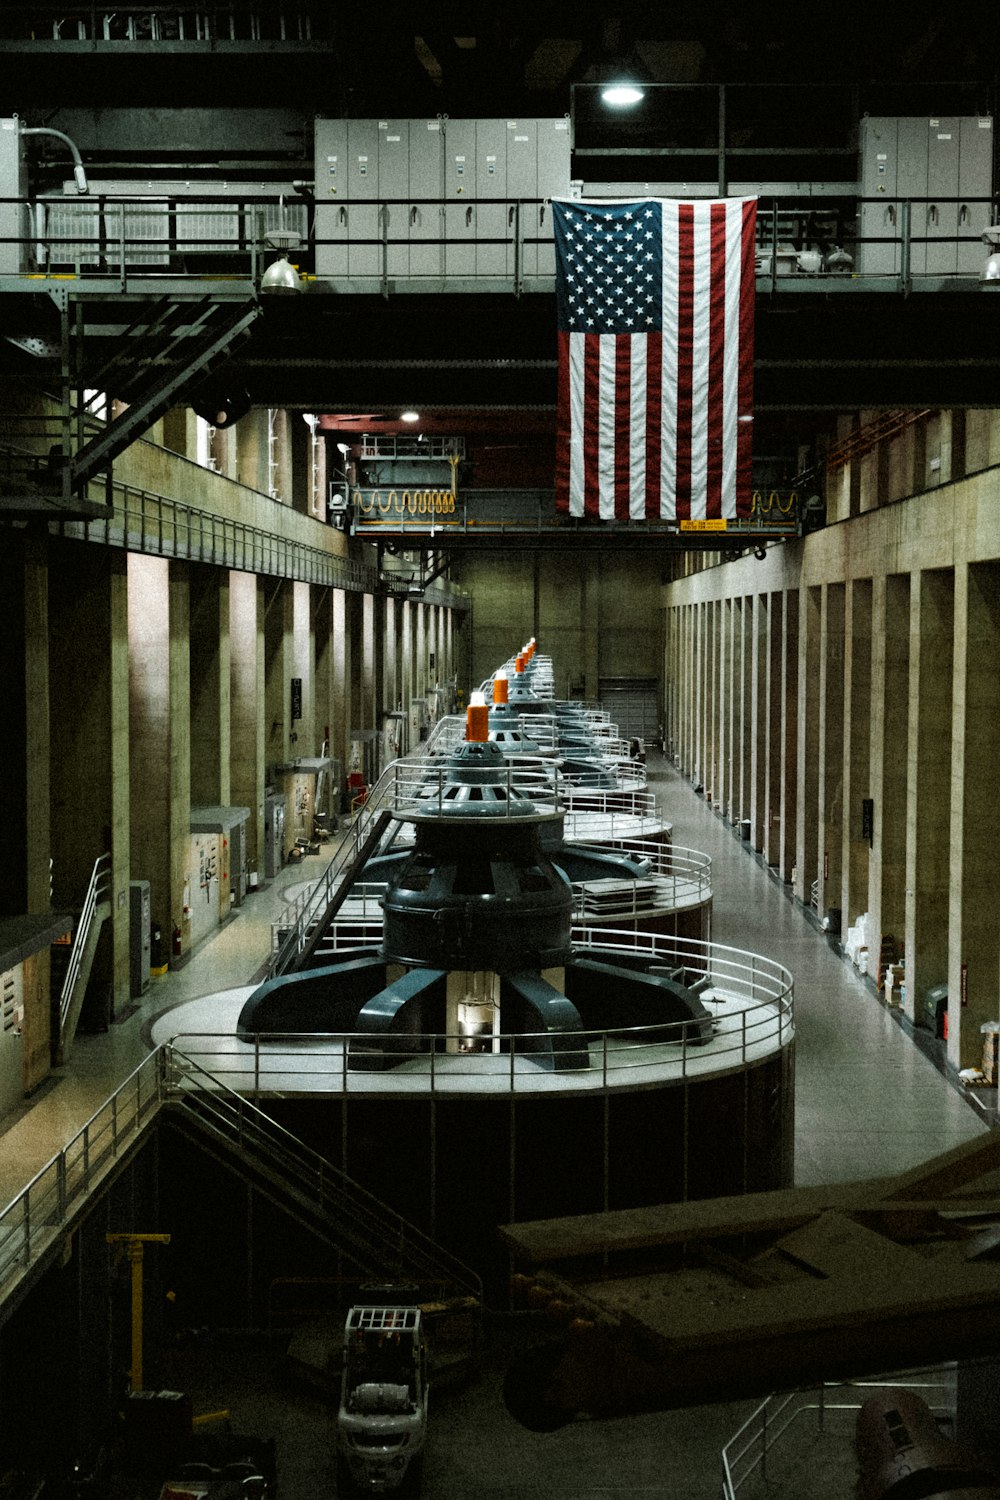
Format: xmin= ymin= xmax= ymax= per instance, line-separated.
xmin=601 ymin=81 xmax=644 ymax=107
xmin=401 ymin=410 xmax=420 ymax=423
xmin=260 ymin=254 xmax=302 ymax=294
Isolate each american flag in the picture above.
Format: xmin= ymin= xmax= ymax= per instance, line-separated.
xmin=553 ymin=196 xmax=757 ymax=522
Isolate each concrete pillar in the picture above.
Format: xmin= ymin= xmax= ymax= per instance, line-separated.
xmin=750 ymin=592 xmax=768 ymax=852
xmin=0 ymin=534 xmax=48 ymax=916
xmin=362 ymin=592 xmax=377 ymax=730
xmin=738 ymin=595 xmax=753 ymax=827
xmin=400 ymin=601 xmax=413 ymax=724
xmin=128 ymin=556 xmax=190 ymax=960
xmin=211 ymin=423 xmax=238 ymax=480
xmin=383 ymin=597 xmax=399 ymax=712
xmin=842 ymin=578 xmax=873 ymax=934
xmin=263 ymin=577 xmax=292 ymax=769
xmin=229 ymin=570 xmax=265 ymax=886
xmin=904 ymin=569 xmax=953 ymax=1027
xmin=795 ymin=586 xmax=821 ymax=908
xmin=868 ymin=573 xmax=910 ymax=988
xmin=819 ymin=583 xmax=845 ymax=929
xmin=235 ymin=409 xmax=272 ymax=495
xmin=700 ymin=601 xmax=714 ymax=797
xmin=780 ymin=590 xmax=799 ymax=882
xmin=764 ymin=592 xmax=782 ymax=867
xmin=48 ymin=543 xmax=130 ymax=1008
xmin=948 ymin=561 xmax=1000 ymax=1069
xmin=314 ymin=586 xmax=334 ymax=746
xmin=290 ymin=413 xmax=313 ymax=516
xmin=189 ymin=567 xmax=230 ymax=807
xmin=290 ymin=580 xmax=314 ymax=755
xmin=331 ymin=589 xmax=351 ymax=777
xmin=694 ymin=602 xmax=707 ymax=790
xmin=722 ymin=598 xmax=737 ymax=822
xmin=161 ymin=406 xmax=198 ymax=459
xmin=414 ymin=601 xmax=427 ymax=705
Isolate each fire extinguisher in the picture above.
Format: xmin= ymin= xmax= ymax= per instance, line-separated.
xmin=172 ymin=923 xmax=182 ymax=958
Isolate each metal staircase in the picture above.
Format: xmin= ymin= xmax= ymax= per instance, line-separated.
xmin=162 ymin=1047 xmax=482 ymax=1302
xmin=0 ymin=1041 xmax=481 ymax=1320
xmin=54 ymin=851 xmax=112 ymax=1064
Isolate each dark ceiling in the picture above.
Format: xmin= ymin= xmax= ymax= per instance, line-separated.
xmin=4 ymin=3 xmax=1000 ymax=469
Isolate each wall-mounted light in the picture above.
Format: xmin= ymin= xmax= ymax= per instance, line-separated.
xmin=401 ymin=409 xmax=420 ymax=423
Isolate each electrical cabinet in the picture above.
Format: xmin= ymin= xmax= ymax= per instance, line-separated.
xmin=0 ymin=118 xmax=27 ymax=275
xmin=444 ymin=118 xmax=478 ymax=277
xmin=263 ymin=792 xmax=286 ymax=879
xmin=315 ymin=116 xmax=570 ymax=282
xmin=129 ymin=880 xmax=151 ymax=998
xmin=858 ymin=115 xmax=993 ymax=276
xmin=409 ymin=117 xmax=445 ymax=276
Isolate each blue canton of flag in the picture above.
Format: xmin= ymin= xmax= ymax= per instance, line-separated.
xmin=553 ymin=202 xmax=664 ymax=336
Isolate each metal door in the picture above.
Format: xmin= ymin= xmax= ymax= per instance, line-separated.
xmin=409 ymin=117 xmax=444 ymax=277
xmin=444 ymin=119 xmax=477 ymax=277
xmin=505 ymin=119 xmax=536 ymax=276
xmin=536 ymin=117 xmax=571 ymax=277
xmin=348 ymin=119 xmax=380 ymax=277
xmin=926 ymin=117 xmax=960 ymax=274
xmin=959 ymin=115 xmax=993 ymax=274
xmin=858 ymin=117 xmax=898 ymax=275
xmin=896 ymin=116 xmax=929 ymax=273
xmin=476 ymin=118 xmax=508 ymax=277
xmin=314 ymin=118 xmax=349 ymax=277
xmin=378 ymin=120 xmax=409 ymax=278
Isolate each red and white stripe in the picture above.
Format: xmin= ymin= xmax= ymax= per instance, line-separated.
xmin=556 ymin=197 xmax=756 ymax=521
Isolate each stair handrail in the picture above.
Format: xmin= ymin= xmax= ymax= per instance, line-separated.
xmin=58 ymin=851 xmax=112 ymax=1033
xmin=165 ymin=1044 xmax=483 ymax=1300
xmin=269 ymin=732 xmax=453 ymax=976
xmin=268 ymin=761 xmax=406 ymax=976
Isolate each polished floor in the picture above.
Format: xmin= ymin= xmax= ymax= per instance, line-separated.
xmin=0 ymin=751 xmax=989 ymax=1497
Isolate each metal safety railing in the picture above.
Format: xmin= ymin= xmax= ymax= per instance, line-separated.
xmin=165 ymin=1045 xmax=482 ymax=1299
xmin=0 ymin=1049 xmax=165 ymax=1296
xmin=289 ymin=839 xmax=713 ymax=961
xmin=177 ymin=926 xmax=793 ymax=1101
xmin=48 ymin=466 xmax=379 ymax=591
xmin=0 ymin=1039 xmax=482 ymax=1306
xmin=57 ymin=850 xmax=111 ymax=1034
xmin=720 ymin=1367 xmax=956 ymax=1498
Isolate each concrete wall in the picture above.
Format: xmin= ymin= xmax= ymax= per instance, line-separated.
xmin=664 ymin=458 xmax=1000 ymax=1074
xmin=451 ymin=550 xmax=664 ymax=704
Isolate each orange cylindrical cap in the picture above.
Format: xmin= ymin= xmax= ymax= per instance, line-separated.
xmin=466 ymin=703 xmax=489 ymax=741
xmin=515 ymin=654 xmax=526 ymax=674
xmin=493 ymin=675 xmax=509 ymax=704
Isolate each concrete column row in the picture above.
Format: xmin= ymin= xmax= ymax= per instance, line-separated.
xmin=10 ymin=535 xmax=460 ymax=1025
xmin=664 ymin=554 xmax=1000 ymax=1072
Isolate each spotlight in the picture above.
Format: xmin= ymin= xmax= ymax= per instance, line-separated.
xmin=260 ymin=254 xmax=302 ymax=294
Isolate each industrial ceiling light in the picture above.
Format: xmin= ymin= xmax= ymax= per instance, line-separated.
xmin=260 ymin=254 xmax=302 ymax=294
xmin=601 ymin=81 xmax=644 ymax=106
xmin=980 ymin=229 xmax=1000 ymax=283
xmin=191 ymin=384 xmax=252 ymax=429
xmin=401 ymin=409 xmax=420 ymax=423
